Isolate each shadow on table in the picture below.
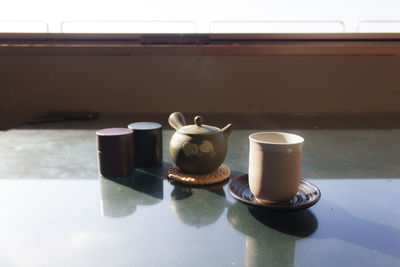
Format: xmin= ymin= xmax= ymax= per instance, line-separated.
xmin=99 ymin=166 xmax=165 ymax=217
xmin=310 ymin=199 xmax=400 ymax=259
xmin=228 ymin=203 xmax=317 ymax=267
xmin=249 ymin=208 xmax=318 ymax=238
xmin=137 ymin=161 xmax=171 ymax=180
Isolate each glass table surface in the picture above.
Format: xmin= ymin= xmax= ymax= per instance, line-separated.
xmin=0 ymin=126 xmax=399 ymax=267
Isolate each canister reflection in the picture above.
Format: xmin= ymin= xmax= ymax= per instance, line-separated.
xmin=100 ymin=176 xmax=137 ymax=217
xmin=228 ymin=203 xmax=318 ymax=267
xmin=99 ymin=169 xmax=163 ymax=217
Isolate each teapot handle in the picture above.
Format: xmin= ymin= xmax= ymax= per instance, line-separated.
xmin=169 ymin=112 xmax=186 ymax=130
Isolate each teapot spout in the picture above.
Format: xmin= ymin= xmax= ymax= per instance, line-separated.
xmin=221 ymin=123 xmax=234 ymax=138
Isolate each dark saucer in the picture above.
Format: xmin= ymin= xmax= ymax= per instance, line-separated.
xmin=228 ymin=174 xmax=321 ymax=211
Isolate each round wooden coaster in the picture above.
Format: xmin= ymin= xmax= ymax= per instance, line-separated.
xmin=167 ymin=164 xmax=231 ymax=185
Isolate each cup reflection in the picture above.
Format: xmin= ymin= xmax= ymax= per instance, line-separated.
xmin=244 ymin=235 xmax=295 ymax=267
xmin=228 ymin=203 xmax=318 ymax=267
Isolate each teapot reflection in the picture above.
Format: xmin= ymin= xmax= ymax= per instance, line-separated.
xmin=99 ymin=169 xmax=163 ymax=217
xmin=170 ymin=182 xmax=229 ymax=227
xmin=228 ymin=203 xmax=318 ymax=267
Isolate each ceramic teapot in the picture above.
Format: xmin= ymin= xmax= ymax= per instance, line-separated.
xmin=169 ymin=112 xmax=234 ymax=174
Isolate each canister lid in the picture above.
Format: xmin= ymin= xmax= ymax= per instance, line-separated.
xmin=128 ymin=122 xmax=162 ymax=131
xmin=96 ymin=128 xmax=134 ymax=151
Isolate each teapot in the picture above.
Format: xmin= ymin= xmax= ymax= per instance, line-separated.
xmin=169 ymin=112 xmax=234 ymax=174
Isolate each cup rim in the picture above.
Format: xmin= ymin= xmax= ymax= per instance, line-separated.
xmin=249 ymin=131 xmax=304 ymax=145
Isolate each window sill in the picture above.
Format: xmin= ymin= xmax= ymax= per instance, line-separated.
xmin=1 ymin=33 xmax=400 ymax=55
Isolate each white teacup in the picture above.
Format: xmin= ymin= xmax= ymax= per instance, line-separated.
xmin=248 ymin=132 xmax=304 ymax=203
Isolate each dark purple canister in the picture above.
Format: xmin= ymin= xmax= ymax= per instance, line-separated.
xmin=96 ymin=128 xmax=135 ymax=177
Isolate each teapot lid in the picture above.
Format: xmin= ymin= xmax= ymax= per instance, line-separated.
xmin=178 ymin=116 xmax=220 ymax=134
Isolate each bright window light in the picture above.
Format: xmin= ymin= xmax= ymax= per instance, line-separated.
xmin=0 ymin=0 xmax=400 ymax=33
xmin=358 ymin=21 xmax=400 ymax=33
xmin=61 ymin=21 xmax=196 ymax=33
xmin=210 ymin=21 xmax=345 ymax=33
xmin=0 ymin=21 xmax=48 ymax=33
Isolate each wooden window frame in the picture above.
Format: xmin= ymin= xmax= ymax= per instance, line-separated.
xmin=1 ymin=33 xmax=400 ymax=55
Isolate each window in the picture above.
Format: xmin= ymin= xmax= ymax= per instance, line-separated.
xmin=1 ymin=0 xmax=400 ymax=34
xmin=1 ymin=1 xmax=400 ymax=56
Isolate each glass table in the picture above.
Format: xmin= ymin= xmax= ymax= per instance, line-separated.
xmin=0 ymin=119 xmax=399 ymax=267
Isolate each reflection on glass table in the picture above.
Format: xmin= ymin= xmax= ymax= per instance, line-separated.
xmin=99 ymin=170 xmax=163 ymax=217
